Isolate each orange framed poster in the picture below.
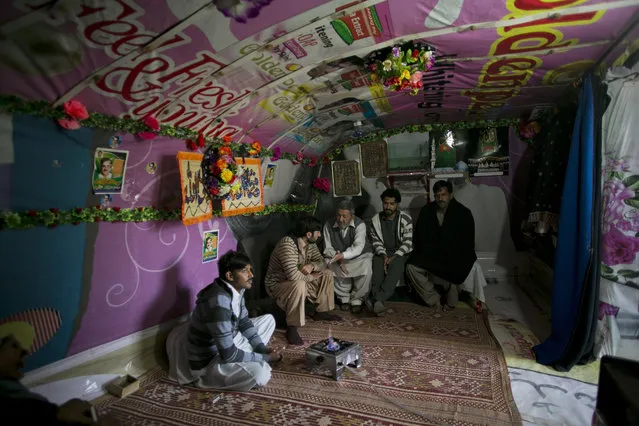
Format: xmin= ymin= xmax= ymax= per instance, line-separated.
xmin=221 ymin=157 xmax=265 ymax=217
xmin=177 ymin=151 xmax=213 ymax=226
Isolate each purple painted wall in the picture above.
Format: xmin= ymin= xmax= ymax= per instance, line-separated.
xmin=4 ymin=129 xmax=531 ymax=359
xmin=67 ymin=135 xmax=236 ymax=355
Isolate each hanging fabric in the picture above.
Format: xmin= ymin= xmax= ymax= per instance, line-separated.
xmin=595 ymin=63 xmax=639 ymax=358
xmin=534 ymin=74 xmax=600 ymax=369
xmin=524 ymin=106 xmax=576 ymax=237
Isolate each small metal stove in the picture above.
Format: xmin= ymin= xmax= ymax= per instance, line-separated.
xmin=305 ymin=337 xmax=361 ymax=380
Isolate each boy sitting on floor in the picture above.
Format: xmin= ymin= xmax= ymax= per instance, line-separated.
xmin=166 ymin=250 xmax=282 ymax=392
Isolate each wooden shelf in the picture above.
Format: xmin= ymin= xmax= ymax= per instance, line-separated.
xmin=431 ymin=172 xmax=465 ymax=179
xmin=387 ymin=169 xmax=429 ymax=177
xmin=472 ymin=171 xmax=504 ymax=177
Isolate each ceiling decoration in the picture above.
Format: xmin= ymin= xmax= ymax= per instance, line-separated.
xmin=0 ymin=0 xmax=637 ymax=156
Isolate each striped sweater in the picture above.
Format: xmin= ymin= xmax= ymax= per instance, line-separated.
xmin=265 ymin=236 xmax=324 ymax=288
xmin=186 ymin=279 xmax=268 ymax=370
xmin=369 ymin=210 xmax=413 ymax=257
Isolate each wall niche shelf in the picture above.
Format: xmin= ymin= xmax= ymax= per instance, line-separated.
xmin=386 ymin=170 xmax=429 ymax=195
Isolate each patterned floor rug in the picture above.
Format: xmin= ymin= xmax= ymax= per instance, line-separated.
xmin=96 ymin=302 xmax=521 ymax=425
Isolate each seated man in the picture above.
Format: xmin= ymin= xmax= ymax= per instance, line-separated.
xmin=0 ymin=331 xmax=117 ymax=425
xmin=166 ymin=250 xmax=281 ymax=392
xmin=406 ymin=180 xmax=476 ymax=311
xmin=323 ymin=200 xmax=373 ymax=314
xmin=367 ymin=188 xmax=413 ymax=316
xmin=265 ymin=216 xmax=343 ymax=345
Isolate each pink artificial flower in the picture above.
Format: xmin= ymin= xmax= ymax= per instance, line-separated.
xmin=142 ymin=116 xmax=160 ymax=131
xmin=293 ymin=151 xmax=304 ymax=164
xmin=197 ymin=133 xmax=206 ymax=148
xmin=137 ymin=115 xmax=160 ymax=140
xmin=57 ymin=118 xmax=81 ymax=130
xmin=313 ymin=177 xmax=331 ymax=193
xmin=63 ymin=100 xmax=89 ymax=120
xmin=138 ymin=132 xmax=156 ymax=141
xmin=308 ymin=157 xmax=317 ymax=167
xmin=186 ymin=139 xmax=197 ymax=151
xmin=271 ymin=146 xmax=281 ymax=161
xmin=292 ymin=151 xmax=304 ymax=165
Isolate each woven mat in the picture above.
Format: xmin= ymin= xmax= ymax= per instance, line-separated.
xmin=96 ymin=302 xmax=521 ymax=425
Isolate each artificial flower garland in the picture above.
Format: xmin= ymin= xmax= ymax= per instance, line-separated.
xmin=0 ymin=203 xmax=316 ymax=230
xmin=0 ymin=95 xmax=316 ymax=165
xmin=1 ymin=95 xmax=525 ymax=167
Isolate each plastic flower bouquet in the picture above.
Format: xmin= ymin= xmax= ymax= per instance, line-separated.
xmin=202 ymin=145 xmax=242 ymax=199
xmin=365 ymin=41 xmax=435 ymax=95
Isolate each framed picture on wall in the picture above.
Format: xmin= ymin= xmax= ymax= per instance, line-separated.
xmin=359 ymin=140 xmax=388 ymax=178
xmin=221 ymin=157 xmax=265 ymax=217
xmin=92 ymin=148 xmax=129 ymax=194
xmin=177 ymin=151 xmax=213 ymax=226
xmin=264 ymin=163 xmax=277 ymax=187
xmin=331 ymin=160 xmax=362 ymax=197
xmin=202 ymin=230 xmax=219 ymax=263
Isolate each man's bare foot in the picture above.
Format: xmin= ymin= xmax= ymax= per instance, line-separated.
xmin=286 ymin=326 xmax=304 ymax=345
xmin=312 ymin=312 xmax=344 ymax=322
xmin=442 ymin=304 xmax=455 ymax=312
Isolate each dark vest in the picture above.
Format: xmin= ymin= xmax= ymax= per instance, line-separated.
xmin=327 ymin=217 xmax=372 ymax=256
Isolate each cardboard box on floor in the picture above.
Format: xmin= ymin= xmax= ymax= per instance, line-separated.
xmin=106 ymin=375 xmax=140 ymax=398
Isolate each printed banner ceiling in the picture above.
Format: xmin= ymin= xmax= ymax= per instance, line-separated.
xmin=0 ymin=0 xmax=637 ymax=155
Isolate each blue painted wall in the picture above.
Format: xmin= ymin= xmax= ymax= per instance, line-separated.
xmin=0 ymin=115 xmax=92 ymax=371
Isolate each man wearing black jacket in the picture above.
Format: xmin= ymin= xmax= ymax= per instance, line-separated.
xmin=406 ymin=180 xmax=476 ymax=310
xmin=0 ymin=333 xmax=117 ymax=425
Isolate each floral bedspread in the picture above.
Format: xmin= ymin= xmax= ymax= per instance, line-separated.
xmin=596 ymin=152 xmax=639 ymax=356
xmin=601 ymin=156 xmax=639 ymax=277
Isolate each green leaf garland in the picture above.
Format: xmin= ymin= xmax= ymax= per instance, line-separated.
xmin=0 ymin=204 xmax=315 ymax=230
xmin=0 ymin=95 xmax=314 ymax=164
xmin=1 ymin=95 xmax=521 ymax=164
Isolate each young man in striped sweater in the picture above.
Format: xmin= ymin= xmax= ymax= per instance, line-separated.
xmin=367 ymin=188 xmax=413 ymax=316
xmin=265 ymin=216 xmax=343 ymax=345
xmin=166 ymin=251 xmax=281 ymax=391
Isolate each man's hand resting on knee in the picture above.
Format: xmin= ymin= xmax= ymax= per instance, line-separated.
xmin=300 ymin=264 xmax=314 ymax=275
xmin=310 ymin=270 xmax=330 ymax=279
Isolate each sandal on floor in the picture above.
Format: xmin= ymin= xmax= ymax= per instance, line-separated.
xmin=426 ymin=302 xmax=442 ymax=312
